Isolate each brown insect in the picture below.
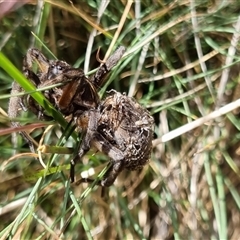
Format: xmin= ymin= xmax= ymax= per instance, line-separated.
xmin=8 ymin=46 xmax=154 ymax=186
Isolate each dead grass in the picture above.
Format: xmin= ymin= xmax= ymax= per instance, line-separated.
xmin=0 ymin=1 xmax=240 ymax=239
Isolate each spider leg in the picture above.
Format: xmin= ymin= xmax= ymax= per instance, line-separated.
xmin=8 ymin=51 xmax=46 ymax=154
xmin=82 ymin=132 xmax=125 ymax=187
xmin=72 ymin=132 xmax=126 ymax=186
xmin=101 ymin=161 xmax=124 ymax=187
xmin=70 ymin=109 xmax=99 ymax=182
xmin=75 ymin=161 xmax=124 ymax=188
xmin=71 ymin=109 xmax=126 ymax=186
xmin=70 ymin=133 xmax=94 ymax=182
xmin=91 ymin=46 xmax=126 ymax=88
xmin=24 ymin=48 xmax=50 ymax=75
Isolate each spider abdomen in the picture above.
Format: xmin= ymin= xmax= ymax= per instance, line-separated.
xmin=98 ymin=90 xmax=154 ymax=171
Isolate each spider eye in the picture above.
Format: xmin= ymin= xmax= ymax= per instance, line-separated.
xmin=50 ymin=64 xmax=62 ymax=75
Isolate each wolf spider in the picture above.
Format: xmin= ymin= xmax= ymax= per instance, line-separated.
xmin=9 ymin=47 xmax=154 ymax=187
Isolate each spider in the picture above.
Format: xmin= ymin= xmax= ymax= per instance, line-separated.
xmin=8 ymin=47 xmax=104 ymax=150
xmin=9 ymin=47 xmax=154 ymax=186
xmin=73 ymin=90 xmax=154 ymax=186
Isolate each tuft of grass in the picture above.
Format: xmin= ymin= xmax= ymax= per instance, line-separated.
xmin=0 ymin=1 xmax=240 ymax=239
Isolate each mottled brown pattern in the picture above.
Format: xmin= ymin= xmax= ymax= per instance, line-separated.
xmin=9 ymin=46 xmax=154 ymax=186
xmin=73 ymin=90 xmax=154 ymax=186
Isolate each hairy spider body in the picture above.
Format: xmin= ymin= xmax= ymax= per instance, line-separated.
xmin=72 ymin=90 xmax=154 ymax=186
xmin=99 ymin=91 xmax=154 ymax=171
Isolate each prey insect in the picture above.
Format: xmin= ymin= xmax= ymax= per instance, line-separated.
xmin=9 ymin=46 xmax=154 ymax=187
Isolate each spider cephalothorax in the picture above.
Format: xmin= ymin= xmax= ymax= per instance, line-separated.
xmin=22 ymin=48 xmax=99 ymax=116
